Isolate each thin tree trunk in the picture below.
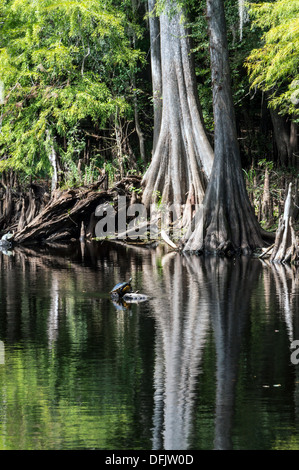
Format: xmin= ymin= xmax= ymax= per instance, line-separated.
xmin=270 ymin=108 xmax=292 ymax=167
xmin=261 ymin=167 xmax=274 ymax=228
xmin=132 ymin=75 xmax=146 ymax=161
xmin=290 ymin=120 xmax=298 ymax=169
xmin=46 ymin=129 xmax=58 ymax=194
xmin=132 ymin=0 xmax=146 ymax=161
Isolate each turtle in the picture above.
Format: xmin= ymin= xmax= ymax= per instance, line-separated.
xmin=110 ymin=277 xmax=132 ymax=299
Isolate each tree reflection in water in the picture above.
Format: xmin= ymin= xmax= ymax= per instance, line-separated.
xmin=261 ymin=260 xmax=299 ymax=441
xmin=208 ymin=257 xmax=259 ymax=450
xmin=145 ymin=253 xmax=298 ymax=450
xmin=0 ymin=242 xmax=298 ymax=450
xmin=261 ymin=261 xmax=298 ymax=343
xmin=146 ymin=253 xmax=210 ymax=450
xmin=146 ymin=253 xmax=262 ymax=450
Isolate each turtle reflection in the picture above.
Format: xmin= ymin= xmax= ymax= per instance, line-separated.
xmin=111 ymin=294 xmax=149 ymax=311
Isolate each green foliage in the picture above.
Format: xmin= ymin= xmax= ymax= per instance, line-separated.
xmin=246 ymin=0 xmax=299 ymax=116
xmin=1 ymin=0 xmax=296 ymax=186
xmin=0 ymin=0 xmax=143 ymax=180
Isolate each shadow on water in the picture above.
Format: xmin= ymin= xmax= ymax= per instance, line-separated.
xmin=0 ymin=241 xmax=298 ymax=450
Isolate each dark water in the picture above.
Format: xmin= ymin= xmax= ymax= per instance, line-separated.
xmin=0 ymin=241 xmax=298 ymax=450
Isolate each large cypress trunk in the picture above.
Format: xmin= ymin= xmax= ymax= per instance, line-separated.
xmin=142 ymin=0 xmax=214 ymax=223
xmin=184 ymin=0 xmax=264 ymax=254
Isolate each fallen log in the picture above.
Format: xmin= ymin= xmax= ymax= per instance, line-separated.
xmin=257 ymin=243 xmax=274 ymax=259
xmin=14 ymin=177 xmax=112 ymax=244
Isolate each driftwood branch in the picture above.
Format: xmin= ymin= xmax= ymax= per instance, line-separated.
xmin=258 ymin=243 xmax=275 ymax=259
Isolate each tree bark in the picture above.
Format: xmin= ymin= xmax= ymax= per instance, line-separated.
xmin=132 ymin=77 xmax=146 ymax=161
xmin=46 ymin=129 xmax=58 ymax=193
xmin=270 ymin=108 xmax=292 ymax=167
xmin=261 ymin=167 xmax=274 ymax=228
xmin=142 ymin=0 xmax=214 ymax=223
xmin=184 ymin=0 xmax=264 ymax=254
xmin=148 ymin=0 xmax=162 ymax=154
xmin=290 ymin=120 xmax=298 ymax=168
xmin=132 ymin=0 xmax=146 ymax=161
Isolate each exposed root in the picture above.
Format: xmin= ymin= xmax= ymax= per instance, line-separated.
xmin=270 ymin=183 xmax=299 ymax=264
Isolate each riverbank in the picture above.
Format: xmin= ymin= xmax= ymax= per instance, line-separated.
xmin=0 ymin=165 xmax=298 ymax=256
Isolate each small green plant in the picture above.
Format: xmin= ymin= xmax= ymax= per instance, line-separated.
xmin=243 ymin=166 xmax=256 ymax=192
xmin=104 ymin=161 xmax=118 ymax=186
xmin=62 ymin=159 xmax=81 ymax=188
xmin=257 ymin=159 xmax=274 ymax=172
xmin=153 ymin=190 xmax=162 ymax=207
xmin=129 ymin=185 xmax=142 ymax=195
xmin=84 ymin=158 xmax=98 ymax=185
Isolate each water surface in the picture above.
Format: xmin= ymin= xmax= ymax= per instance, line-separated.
xmin=0 ymin=241 xmax=298 ymax=450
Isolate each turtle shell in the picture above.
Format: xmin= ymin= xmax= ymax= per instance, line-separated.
xmin=110 ymin=278 xmax=132 ymax=296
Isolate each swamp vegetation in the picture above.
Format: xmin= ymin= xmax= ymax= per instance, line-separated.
xmin=0 ymin=0 xmax=298 ymax=260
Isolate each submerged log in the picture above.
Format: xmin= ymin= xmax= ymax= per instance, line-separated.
xmin=270 ymin=183 xmax=299 ymax=263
